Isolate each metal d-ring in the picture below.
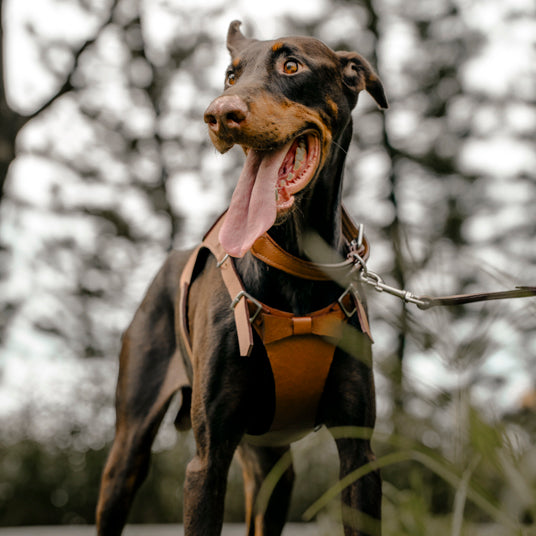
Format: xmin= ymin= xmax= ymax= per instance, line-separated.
xmin=338 ymin=283 xmax=359 ymax=318
xmin=231 ymin=290 xmax=264 ymax=323
xmin=216 ymin=254 xmax=230 ymax=268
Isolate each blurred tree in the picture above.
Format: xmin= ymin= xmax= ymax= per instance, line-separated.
xmin=0 ymin=0 xmax=117 ymax=200
xmin=0 ymin=0 xmax=535 ymax=529
xmin=299 ymin=0 xmax=536 ymax=425
xmin=0 ymin=0 xmax=19 ymax=202
xmin=0 ymin=0 xmax=237 ymax=361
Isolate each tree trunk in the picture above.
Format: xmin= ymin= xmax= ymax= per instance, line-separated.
xmin=0 ymin=0 xmax=25 ymax=202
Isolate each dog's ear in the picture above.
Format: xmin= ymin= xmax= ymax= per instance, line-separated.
xmin=227 ymin=20 xmax=255 ymax=57
xmin=337 ymin=51 xmax=388 ymax=110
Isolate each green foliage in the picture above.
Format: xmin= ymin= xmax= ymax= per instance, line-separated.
xmin=0 ymin=441 xmax=106 ymax=525
xmin=296 ymin=408 xmax=536 ymax=535
xmin=1 ymin=398 xmax=536 ymax=532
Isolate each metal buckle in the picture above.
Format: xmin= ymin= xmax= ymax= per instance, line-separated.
xmin=348 ymin=223 xmax=364 ymax=251
xmin=231 ymin=290 xmax=263 ymax=323
xmin=216 ymin=254 xmax=230 ymax=268
xmin=346 ymin=250 xmax=368 ymax=278
xmin=338 ymin=283 xmax=359 ymax=318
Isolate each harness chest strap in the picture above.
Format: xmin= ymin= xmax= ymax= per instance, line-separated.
xmin=248 ymin=290 xmax=370 ymax=433
xmin=248 ymin=297 xmax=365 ymax=431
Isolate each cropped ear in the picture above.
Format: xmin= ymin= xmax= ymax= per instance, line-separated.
xmin=227 ymin=20 xmax=256 ymax=57
xmin=337 ymin=51 xmax=388 ymax=110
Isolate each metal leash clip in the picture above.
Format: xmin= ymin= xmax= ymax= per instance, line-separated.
xmin=359 ymin=269 xmax=429 ymax=308
xmin=345 ymin=244 xmax=430 ymax=308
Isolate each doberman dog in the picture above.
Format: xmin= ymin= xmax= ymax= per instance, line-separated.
xmin=96 ymin=21 xmax=388 ymax=536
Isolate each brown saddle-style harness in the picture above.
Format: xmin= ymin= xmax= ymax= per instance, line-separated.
xmin=179 ymin=210 xmax=536 ymax=436
xmin=179 ymin=208 xmax=371 ymax=434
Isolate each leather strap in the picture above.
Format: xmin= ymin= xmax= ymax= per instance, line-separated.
xmin=251 ymin=291 xmax=373 ymax=343
xmin=419 ymin=286 xmax=536 ymax=310
xmin=250 ymin=205 xmax=369 ymax=281
xmin=252 ymin=300 xmax=347 ymax=344
xmin=179 ymin=245 xmax=202 ymax=361
xmin=179 ymin=214 xmax=254 ymax=358
xmin=202 ymin=217 xmax=255 ymax=357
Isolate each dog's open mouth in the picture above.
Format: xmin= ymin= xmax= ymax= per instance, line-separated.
xmin=274 ymin=133 xmax=320 ymax=210
xmin=219 ymin=132 xmax=321 ymax=257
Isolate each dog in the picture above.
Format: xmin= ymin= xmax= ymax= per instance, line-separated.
xmin=96 ymin=21 xmax=388 ymax=536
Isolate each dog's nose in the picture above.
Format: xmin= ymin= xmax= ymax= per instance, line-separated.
xmin=204 ymin=96 xmax=248 ymax=134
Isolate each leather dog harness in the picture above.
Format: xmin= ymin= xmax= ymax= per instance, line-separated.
xmin=179 ymin=208 xmax=371 ymax=434
xmin=179 ymin=209 xmax=536 ymax=436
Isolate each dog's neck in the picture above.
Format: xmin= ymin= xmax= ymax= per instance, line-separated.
xmin=267 ymin=121 xmax=353 ymax=262
xmin=235 ymin=120 xmax=354 ymax=314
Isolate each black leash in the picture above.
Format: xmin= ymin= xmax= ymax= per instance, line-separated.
xmin=350 ymin=253 xmax=536 ymax=310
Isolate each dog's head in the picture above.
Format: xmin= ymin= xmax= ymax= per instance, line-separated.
xmin=205 ymin=21 xmax=388 ymax=257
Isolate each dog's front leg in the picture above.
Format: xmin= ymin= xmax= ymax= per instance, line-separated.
xmin=321 ymin=340 xmax=382 ymax=536
xmin=183 ymin=275 xmax=248 ymax=535
xmin=334 ymin=435 xmax=382 ymax=536
xmin=96 ymin=251 xmax=190 ymax=536
xmin=183 ymin=367 xmax=245 ymax=536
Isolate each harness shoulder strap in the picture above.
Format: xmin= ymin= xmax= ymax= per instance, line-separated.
xmin=179 ymin=214 xmax=254 ymax=358
xmin=202 ymin=218 xmax=254 ymax=357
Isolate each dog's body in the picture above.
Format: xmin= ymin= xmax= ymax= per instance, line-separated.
xmin=96 ymin=21 xmax=387 ymax=536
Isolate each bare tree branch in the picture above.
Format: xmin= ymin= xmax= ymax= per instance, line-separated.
xmin=23 ymin=0 xmax=120 ymax=123
xmin=0 ymin=0 xmax=121 ymax=200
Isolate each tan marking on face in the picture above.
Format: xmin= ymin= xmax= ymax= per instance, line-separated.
xmin=272 ymin=41 xmax=284 ymax=52
xmin=206 ymin=92 xmax=333 ymax=166
xmin=326 ymin=97 xmax=339 ymax=119
xmin=242 ymin=93 xmax=332 ymax=168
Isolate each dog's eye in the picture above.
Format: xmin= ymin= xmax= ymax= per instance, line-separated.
xmin=283 ymin=60 xmax=299 ymax=75
xmin=226 ymin=72 xmax=237 ymax=85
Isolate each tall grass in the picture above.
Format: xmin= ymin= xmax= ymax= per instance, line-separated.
xmin=256 ymin=410 xmax=536 ymax=535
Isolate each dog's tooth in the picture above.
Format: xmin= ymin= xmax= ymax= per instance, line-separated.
xmin=294 ymin=144 xmax=306 ymax=170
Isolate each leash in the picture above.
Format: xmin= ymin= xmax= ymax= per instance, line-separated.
xmin=250 ymin=205 xmax=536 ymax=310
xmin=349 ymin=251 xmax=536 ymax=311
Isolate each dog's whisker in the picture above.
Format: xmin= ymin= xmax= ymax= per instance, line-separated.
xmin=331 ymin=139 xmax=349 ymax=155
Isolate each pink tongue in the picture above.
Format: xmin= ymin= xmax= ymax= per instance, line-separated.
xmin=219 ymin=143 xmax=292 ymax=257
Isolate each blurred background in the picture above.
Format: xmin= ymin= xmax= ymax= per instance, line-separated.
xmin=0 ymin=0 xmax=535 ymax=533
